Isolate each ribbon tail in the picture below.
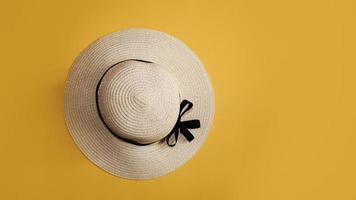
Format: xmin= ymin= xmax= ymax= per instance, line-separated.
xmin=181 ymin=120 xmax=201 ymax=129
xmin=180 ymin=125 xmax=195 ymax=142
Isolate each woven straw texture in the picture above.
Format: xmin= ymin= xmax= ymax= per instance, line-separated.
xmin=64 ymin=28 xmax=214 ymax=180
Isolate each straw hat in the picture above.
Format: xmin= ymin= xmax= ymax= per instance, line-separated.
xmin=64 ymin=28 xmax=214 ymax=180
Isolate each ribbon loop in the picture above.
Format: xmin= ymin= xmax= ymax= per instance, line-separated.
xmin=166 ymin=99 xmax=201 ymax=147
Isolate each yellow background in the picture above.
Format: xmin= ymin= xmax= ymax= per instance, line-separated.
xmin=0 ymin=0 xmax=355 ymax=199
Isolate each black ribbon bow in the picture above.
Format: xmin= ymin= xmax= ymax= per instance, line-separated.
xmin=166 ymin=99 xmax=201 ymax=147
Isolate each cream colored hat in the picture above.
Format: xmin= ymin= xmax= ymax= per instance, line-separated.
xmin=64 ymin=28 xmax=214 ymax=180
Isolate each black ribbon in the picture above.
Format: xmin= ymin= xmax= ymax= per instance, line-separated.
xmin=166 ymin=99 xmax=201 ymax=147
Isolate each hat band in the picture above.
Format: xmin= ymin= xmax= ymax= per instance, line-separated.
xmin=95 ymin=59 xmax=201 ymax=147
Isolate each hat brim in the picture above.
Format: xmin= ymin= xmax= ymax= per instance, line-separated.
xmin=64 ymin=28 xmax=214 ymax=180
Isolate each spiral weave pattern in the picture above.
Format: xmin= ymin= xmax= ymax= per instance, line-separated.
xmin=97 ymin=60 xmax=180 ymax=144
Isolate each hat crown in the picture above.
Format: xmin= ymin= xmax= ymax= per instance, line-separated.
xmin=97 ymin=60 xmax=180 ymax=144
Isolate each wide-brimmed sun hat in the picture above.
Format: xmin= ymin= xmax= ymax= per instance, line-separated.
xmin=64 ymin=28 xmax=214 ymax=180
